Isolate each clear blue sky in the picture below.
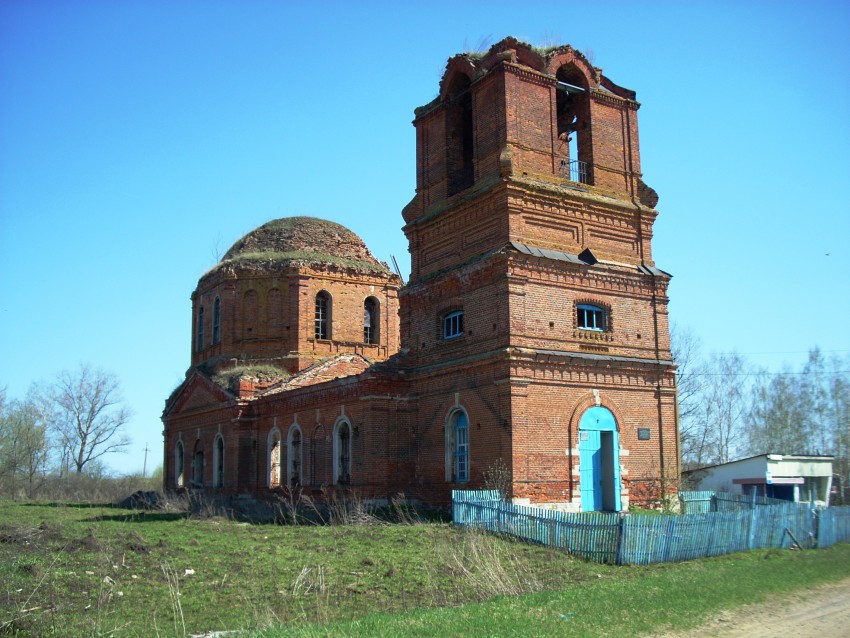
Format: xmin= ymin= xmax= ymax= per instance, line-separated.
xmin=2 ymin=1 xmax=848 ymax=476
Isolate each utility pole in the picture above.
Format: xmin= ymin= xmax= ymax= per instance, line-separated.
xmin=142 ymin=444 xmax=150 ymax=478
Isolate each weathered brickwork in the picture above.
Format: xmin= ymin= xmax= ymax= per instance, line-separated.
xmin=163 ymin=38 xmax=679 ymax=511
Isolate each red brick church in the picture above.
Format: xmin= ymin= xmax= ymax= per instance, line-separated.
xmin=162 ymin=38 xmax=679 ymax=511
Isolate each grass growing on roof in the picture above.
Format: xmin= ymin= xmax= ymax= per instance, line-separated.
xmin=210 ymin=364 xmax=290 ymax=390
xmin=220 ymin=250 xmax=390 ymax=272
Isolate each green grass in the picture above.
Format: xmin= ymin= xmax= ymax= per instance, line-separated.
xmin=0 ymin=499 xmax=847 ymax=638
xmin=0 ymin=500 xmax=592 ymax=636
xmin=257 ymin=545 xmax=850 ymax=637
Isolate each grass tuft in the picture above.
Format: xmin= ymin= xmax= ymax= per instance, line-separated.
xmin=0 ymin=499 xmax=847 ymax=638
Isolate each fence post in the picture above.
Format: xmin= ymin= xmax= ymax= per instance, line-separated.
xmin=616 ymin=513 xmax=625 ymax=565
xmin=812 ymin=503 xmax=820 ymax=548
xmin=747 ymin=490 xmax=757 ymax=550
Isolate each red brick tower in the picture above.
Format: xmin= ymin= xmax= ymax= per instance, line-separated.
xmin=401 ymin=38 xmax=678 ymax=509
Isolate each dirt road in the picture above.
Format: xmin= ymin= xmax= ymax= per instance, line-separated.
xmin=658 ymin=577 xmax=850 ymax=638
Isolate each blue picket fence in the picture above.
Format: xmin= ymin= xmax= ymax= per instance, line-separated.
xmin=452 ymin=490 xmax=850 ymax=565
xmin=818 ymin=506 xmax=850 ymax=548
xmin=452 ymin=490 xmax=621 ymax=562
xmin=677 ymin=490 xmax=715 ymax=513
xmin=679 ymin=490 xmax=791 ymax=514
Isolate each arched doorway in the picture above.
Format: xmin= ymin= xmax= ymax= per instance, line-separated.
xmin=174 ymin=441 xmax=184 ymax=488
xmin=192 ymin=441 xmax=204 ymax=488
xmin=268 ymin=430 xmax=281 ymax=488
xmin=333 ymin=419 xmax=352 ymax=485
xmin=579 ymin=406 xmax=621 ymax=511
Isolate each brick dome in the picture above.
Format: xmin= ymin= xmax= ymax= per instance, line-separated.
xmin=209 ymin=216 xmax=390 ymax=276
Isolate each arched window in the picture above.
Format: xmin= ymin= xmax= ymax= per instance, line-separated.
xmin=192 ymin=442 xmax=204 ymax=488
xmin=212 ymin=297 xmax=221 ymax=344
xmin=315 ymin=291 xmax=331 ymax=340
xmin=333 ymin=419 xmax=352 ymax=485
xmin=242 ymin=290 xmax=258 ymax=338
xmin=196 ymin=307 xmax=205 ymax=351
xmin=287 ymin=425 xmax=302 ymax=488
xmin=445 ymin=409 xmax=469 ymax=482
xmin=174 ymin=441 xmax=184 ymax=488
xmin=364 ymin=297 xmax=379 ymax=344
xmin=213 ymin=434 xmax=224 ymax=488
xmin=267 ymin=288 xmax=283 ymax=337
xmin=577 ymin=304 xmax=607 ymax=332
xmin=311 ymin=424 xmax=327 ymax=486
xmin=446 ymin=73 xmax=474 ymax=196
xmin=268 ymin=429 xmax=282 ymax=488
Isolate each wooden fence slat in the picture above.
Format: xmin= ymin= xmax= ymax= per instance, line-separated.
xmin=453 ymin=490 xmax=850 ymax=566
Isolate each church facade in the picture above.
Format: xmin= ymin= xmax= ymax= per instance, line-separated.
xmin=162 ymin=38 xmax=679 ymax=511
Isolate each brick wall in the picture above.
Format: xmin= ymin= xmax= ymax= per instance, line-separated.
xmin=192 ymin=266 xmax=400 ymax=375
xmin=164 ymin=38 xmax=678 ymax=511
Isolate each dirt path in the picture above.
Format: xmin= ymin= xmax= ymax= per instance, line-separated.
xmin=657 ymin=577 xmax=850 ymax=638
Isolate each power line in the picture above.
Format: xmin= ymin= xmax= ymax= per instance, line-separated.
xmin=689 ymin=370 xmax=849 ymax=378
xmin=704 ymin=349 xmax=850 ymax=357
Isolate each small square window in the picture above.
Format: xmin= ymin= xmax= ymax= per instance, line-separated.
xmin=442 ymin=310 xmax=464 ymax=340
xmin=577 ymin=304 xmax=606 ymax=331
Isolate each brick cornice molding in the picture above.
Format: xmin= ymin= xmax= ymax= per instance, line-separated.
xmin=503 ymin=62 xmax=556 ymax=88
xmin=505 ymin=178 xmax=648 ymax=218
xmin=505 ymin=252 xmax=663 ymax=297
xmin=591 ymin=88 xmax=639 ymax=111
xmin=508 ymin=347 xmax=675 ymax=376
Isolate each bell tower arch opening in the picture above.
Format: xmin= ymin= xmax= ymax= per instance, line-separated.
xmin=445 ymin=72 xmax=474 ymax=196
xmin=556 ymin=64 xmax=592 ymax=184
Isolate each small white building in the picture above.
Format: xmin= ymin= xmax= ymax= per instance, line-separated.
xmin=684 ymin=454 xmax=834 ymax=506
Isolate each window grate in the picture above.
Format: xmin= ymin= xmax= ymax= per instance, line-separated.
xmin=315 ymin=293 xmax=330 ymax=340
xmin=559 ymin=159 xmax=589 ymax=184
xmin=338 ymin=425 xmax=351 ymax=484
xmin=454 ymin=412 xmax=469 ymax=482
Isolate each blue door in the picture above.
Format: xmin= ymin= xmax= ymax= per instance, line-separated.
xmin=579 ymin=407 xmax=621 ymax=511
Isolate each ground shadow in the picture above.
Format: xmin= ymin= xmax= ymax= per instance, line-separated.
xmin=22 ymin=502 xmax=114 ymax=509
xmin=79 ymin=511 xmax=189 ymax=523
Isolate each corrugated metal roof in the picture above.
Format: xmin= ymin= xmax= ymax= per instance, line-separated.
xmin=638 ymin=264 xmax=672 ymax=277
xmin=510 ymin=242 xmax=672 ymax=278
xmin=509 ymin=242 xmax=585 ymax=264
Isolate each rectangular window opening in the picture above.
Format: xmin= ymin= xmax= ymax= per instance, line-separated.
xmin=443 ymin=310 xmax=464 ymax=340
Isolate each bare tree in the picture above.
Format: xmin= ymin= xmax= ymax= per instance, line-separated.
xmin=671 ymin=323 xmax=708 ymax=467
xmin=747 ymin=368 xmax=811 ymax=455
xmin=0 ymin=389 xmax=51 ymax=497
xmin=672 ymin=325 xmax=849 ymax=491
xmin=47 ymin=364 xmax=131 ymax=474
xmin=744 ymin=349 xmax=850 ymax=502
xmin=681 ymin=352 xmax=751 ymax=467
xmin=802 ymin=348 xmax=836 ymax=455
xmin=827 ymin=358 xmax=850 ymax=503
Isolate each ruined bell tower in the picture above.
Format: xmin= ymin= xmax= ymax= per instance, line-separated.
xmin=400 ymin=38 xmax=678 ymax=510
